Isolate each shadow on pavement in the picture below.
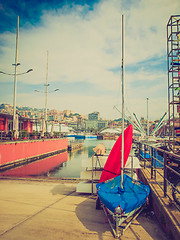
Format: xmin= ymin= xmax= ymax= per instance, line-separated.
xmin=75 ymin=196 xmax=113 ymax=240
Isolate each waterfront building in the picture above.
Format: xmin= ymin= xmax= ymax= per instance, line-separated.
xmin=0 ymin=112 xmax=33 ymax=134
xmin=86 ymin=119 xmax=108 ymax=132
xmin=88 ymin=112 xmax=100 ymax=121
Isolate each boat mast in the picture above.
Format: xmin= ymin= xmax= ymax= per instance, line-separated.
xmin=121 ymin=14 xmax=125 ymax=188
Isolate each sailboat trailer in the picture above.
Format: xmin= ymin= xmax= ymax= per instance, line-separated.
xmin=96 ymin=174 xmax=150 ymax=237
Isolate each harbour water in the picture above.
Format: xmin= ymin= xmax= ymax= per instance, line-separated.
xmin=0 ymin=139 xmax=116 ymax=178
xmin=51 ymin=139 xmax=115 ymax=178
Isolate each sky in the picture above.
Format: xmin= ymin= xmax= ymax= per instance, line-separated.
xmin=0 ymin=0 xmax=179 ymax=121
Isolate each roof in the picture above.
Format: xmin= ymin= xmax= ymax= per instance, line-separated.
xmin=0 ymin=112 xmax=34 ymax=122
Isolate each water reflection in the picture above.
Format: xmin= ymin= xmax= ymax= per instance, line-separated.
xmin=0 ymin=140 xmax=115 ymax=179
xmin=51 ymin=139 xmax=115 ymax=179
xmin=0 ymin=151 xmax=68 ymax=177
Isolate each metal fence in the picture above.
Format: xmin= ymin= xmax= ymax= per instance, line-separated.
xmin=135 ymin=141 xmax=180 ymax=208
xmin=0 ymin=130 xmax=64 ymax=141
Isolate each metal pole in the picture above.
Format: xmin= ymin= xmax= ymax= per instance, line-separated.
xmin=147 ymin=97 xmax=149 ymax=136
xmin=151 ymin=112 xmax=167 ymax=135
xmin=114 ymin=105 xmax=143 ymax=134
xmin=121 ymin=15 xmax=125 ymax=188
xmin=13 ymin=16 xmax=19 ymax=138
xmin=133 ymin=113 xmax=146 ymax=134
xmin=163 ymin=151 xmax=167 ymax=197
xmin=45 ymin=51 xmax=49 ymax=131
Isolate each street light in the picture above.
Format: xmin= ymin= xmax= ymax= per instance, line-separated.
xmin=35 ymin=85 xmax=59 ymax=92
xmin=35 ymin=51 xmax=59 ymax=133
xmin=0 ymin=69 xmax=33 ymax=76
xmin=34 ymin=87 xmax=59 ymax=132
xmin=0 ymin=68 xmax=33 ymax=138
xmin=147 ymin=97 xmax=149 ymax=136
xmin=0 ymin=16 xmax=33 ymax=138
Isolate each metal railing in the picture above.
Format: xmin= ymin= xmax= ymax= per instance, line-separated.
xmin=135 ymin=141 xmax=180 ymax=207
xmin=0 ymin=131 xmax=65 ymax=141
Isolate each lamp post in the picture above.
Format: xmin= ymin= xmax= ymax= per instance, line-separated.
xmin=147 ymin=97 xmax=149 ymax=136
xmin=13 ymin=16 xmax=19 ymax=138
xmin=0 ymin=16 xmax=33 ymax=138
xmin=35 ymin=51 xmax=59 ymax=133
xmin=0 ymin=69 xmax=33 ymax=76
xmin=34 ymin=87 xmax=59 ymax=132
xmin=45 ymin=51 xmax=49 ymax=126
xmin=0 ymin=68 xmax=33 ymax=137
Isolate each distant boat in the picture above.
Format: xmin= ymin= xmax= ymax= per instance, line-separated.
xmin=65 ymin=134 xmax=85 ymax=139
xmin=75 ymin=134 xmax=85 ymax=139
xmin=85 ymin=135 xmax=97 ymax=139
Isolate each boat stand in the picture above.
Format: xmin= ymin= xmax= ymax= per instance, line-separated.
xmin=91 ymin=154 xmax=107 ymax=194
xmin=101 ymin=204 xmax=143 ymax=238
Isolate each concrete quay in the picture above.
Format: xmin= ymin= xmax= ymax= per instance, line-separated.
xmin=0 ymin=177 xmax=168 ymax=240
xmin=138 ymin=168 xmax=180 ymax=240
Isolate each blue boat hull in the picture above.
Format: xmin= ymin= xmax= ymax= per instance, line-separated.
xmin=96 ymin=174 xmax=150 ymax=214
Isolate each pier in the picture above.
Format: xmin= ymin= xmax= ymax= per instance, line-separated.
xmin=68 ymin=142 xmax=84 ymax=151
xmin=0 ymin=138 xmax=68 ymax=173
xmin=0 ymin=139 xmax=84 ymax=172
xmin=0 ymin=152 xmax=179 ymax=238
xmin=138 ymin=168 xmax=180 ymax=240
xmin=134 ymin=140 xmax=180 ymax=240
xmin=0 ymin=138 xmax=68 ymax=165
xmin=0 ymin=148 xmax=67 ymax=172
xmin=0 ymin=178 xmax=168 ymax=240
xmin=0 ymin=139 xmax=84 ymax=173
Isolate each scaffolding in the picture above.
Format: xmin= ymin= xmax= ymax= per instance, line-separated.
xmin=167 ymin=15 xmax=180 ymax=153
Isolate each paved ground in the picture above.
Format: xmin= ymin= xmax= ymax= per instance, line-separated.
xmin=0 ymin=178 xmax=168 ymax=240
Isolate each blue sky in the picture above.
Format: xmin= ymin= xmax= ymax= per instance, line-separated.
xmin=0 ymin=0 xmax=180 ymax=120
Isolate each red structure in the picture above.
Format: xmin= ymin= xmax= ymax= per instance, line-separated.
xmin=0 ymin=113 xmax=33 ymax=133
xmin=0 ymin=151 xmax=68 ymax=177
xmin=167 ymin=15 xmax=180 ymax=152
xmin=0 ymin=138 xmax=68 ymax=165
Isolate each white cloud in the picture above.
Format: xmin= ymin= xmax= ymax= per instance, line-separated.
xmin=0 ymin=0 xmax=179 ymax=120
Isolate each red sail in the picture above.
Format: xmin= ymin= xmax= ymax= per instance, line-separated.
xmin=99 ymin=124 xmax=133 ymax=183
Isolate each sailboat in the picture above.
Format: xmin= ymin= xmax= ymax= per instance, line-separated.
xmin=95 ymin=15 xmax=150 ymax=238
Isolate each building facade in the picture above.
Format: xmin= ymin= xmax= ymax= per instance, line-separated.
xmin=86 ymin=120 xmax=108 ymax=131
xmin=88 ymin=112 xmax=100 ymax=121
xmin=0 ymin=113 xmax=34 ymax=133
